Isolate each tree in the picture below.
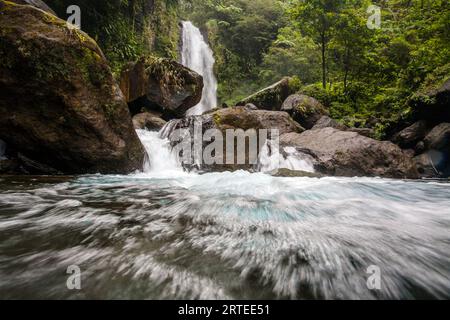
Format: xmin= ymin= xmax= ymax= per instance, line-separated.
xmin=289 ymin=0 xmax=345 ymax=88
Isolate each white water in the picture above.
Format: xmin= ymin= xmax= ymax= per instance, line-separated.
xmin=137 ymin=129 xmax=315 ymax=174
xmin=0 ymin=129 xmax=448 ymax=299
xmin=181 ymin=21 xmax=218 ymax=116
xmin=258 ymin=139 xmax=315 ymax=173
xmin=137 ymin=129 xmax=184 ymax=176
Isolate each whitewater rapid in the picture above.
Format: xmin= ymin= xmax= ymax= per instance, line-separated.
xmin=0 ymin=129 xmax=448 ymax=299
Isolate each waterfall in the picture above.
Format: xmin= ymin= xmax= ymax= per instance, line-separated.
xmin=136 ymin=129 xmax=183 ymax=174
xmin=181 ymin=21 xmax=217 ymax=116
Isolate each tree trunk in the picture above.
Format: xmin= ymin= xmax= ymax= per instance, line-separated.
xmin=321 ymin=33 xmax=326 ymax=89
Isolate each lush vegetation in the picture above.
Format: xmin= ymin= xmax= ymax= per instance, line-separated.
xmin=184 ymin=0 xmax=449 ymax=136
xmin=47 ymin=0 xmax=449 ymax=137
xmin=49 ymin=0 xmax=181 ymax=74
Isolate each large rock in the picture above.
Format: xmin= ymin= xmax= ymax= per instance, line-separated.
xmin=238 ymin=77 xmax=297 ymax=111
xmin=210 ymin=106 xmax=304 ymax=135
xmin=10 ymin=0 xmax=55 ymax=15
xmin=392 ymin=120 xmax=429 ymax=149
xmin=0 ymin=2 xmax=145 ymax=174
xmin=281 ymin=94 xmax=328 ymax=129
xmin=280 ymin=128 xmax=418 ymax=178
xmin=120 ymin=56 xmax=203 ymax=118
xmin=423 ymin=123 xmax=450 ymax=151
xmin=132 ymin=113 xmax=167 ymax=131
xmin=162 ymin=106 xmax=303 ymax=172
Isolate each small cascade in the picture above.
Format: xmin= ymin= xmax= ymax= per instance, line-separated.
xmin=136 ymin=129 xmax=182 ymax=174
xmin=181 ymin=21 xmax=217 ymax=116
xmin=257 ymin=139 xmax=315 ymax=173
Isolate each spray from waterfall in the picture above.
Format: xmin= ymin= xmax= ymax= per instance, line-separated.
xmin=181 ymin=21 xmax=217 ymax=116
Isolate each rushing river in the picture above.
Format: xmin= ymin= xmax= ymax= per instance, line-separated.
xmin=0 ymin=130 xmax=449 ymax=299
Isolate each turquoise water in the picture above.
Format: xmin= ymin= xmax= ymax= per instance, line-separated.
xmin=0 ymin=171 xmax=449 ymax=299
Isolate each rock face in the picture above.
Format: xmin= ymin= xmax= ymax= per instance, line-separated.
xmin=281 ymin=94 xmax=328 ymax=129
xmin=238 ymin=77 xmax=297 ymax=111
xmin=280 ymin=128 xmax=418 ymax=178
xmin=10 ymin=0 xmax=56 ymax=15
xmin=120 ymin=56 xmax=203 ymax=118
xmin=0 ymin=2 xmax=146 ymax=174
xmin=161 ymin=106 xmax=303 ymax=171
xmin=392 ymin=120 xmax=429 ymax=149
xmin=133 ymin=113 xmax=167 ymax=131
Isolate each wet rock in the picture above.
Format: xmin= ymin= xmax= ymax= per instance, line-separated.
xmin=0 ymin=2 xmax=146 ymax=174
xmin=120 ymin=56 xmax=203 ymax=118
xmin=133 ymin=113 xmax=167 ymax=131
xmin=281 ymin=94 xmax=328 ymax=129
xmin=280 ymin=128 xmax=418 ymax=179
xmin=270 ymin=168 xmax=324 ymax=178
xmin=392 ymin=120 xmax=429 ymax=149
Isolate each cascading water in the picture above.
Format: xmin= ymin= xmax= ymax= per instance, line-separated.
xmin=137 ymin=130 xmax=182 ymax=174
xmin=181 ymin=21 xmax=218 ymax=116
xmin=257 ymin=139 xmax=315 ymax=173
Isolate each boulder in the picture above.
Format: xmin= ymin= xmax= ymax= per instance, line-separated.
xmin=280 ymin=128 xmax=418 ymax=179
xmin=281 ymin=94 xmax=329 ymax=129
xmin=0 ymin=2 xmax=146 ymax=174
xmin=238 ymin=77 xmax=297 ymax=111
xmin=133 ymin=113 xmax=167 ymax=131
xmin=414 ymin=150 xmax=450 ymax=178
xmin=120 ymin=56 xmax=203 ymax=118
xmin=312 ymin=116 xmax=347 ymax=131
xmin=423 ymin=123 xmax=450 ymax=151
xmin=9 ymin=0 xmax=56 ymax=15
xmin=211 ymin=106 xmax=304 ymax=135
xmin=161 ymin=106 xmax=304 ymax=172
xmin=392 ymin=120 xmax=429 ymax=149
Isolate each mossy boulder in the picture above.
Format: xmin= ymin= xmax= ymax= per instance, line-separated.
xmin=238 ymin=77 xmax=298 ymax=111
xmin=281 ymin=94 xmax=329 ymax=129
xmin=120 ymin=56 xmax=203 ymax=118
xmin=0 ymin=1 xmax=146 ymax=174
